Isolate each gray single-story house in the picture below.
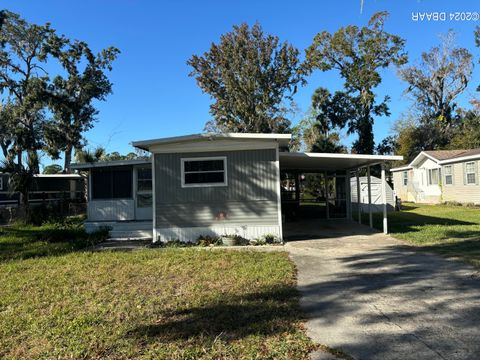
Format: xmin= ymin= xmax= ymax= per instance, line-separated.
xmin=71 ymin=133 xmax=402 ymax=241
xmin=391 ymin=149 xmax=480 ymax=204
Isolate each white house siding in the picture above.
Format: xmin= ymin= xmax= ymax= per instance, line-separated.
xmin=442 ymin=160 xmax=480 ymax=205
xmin=87 ymin=199 xmax=135 ymax=221
xmin=393 ymin=171 xmax=409 ymax=201
xmin=416 ymin=158 xmax=442 ymax=203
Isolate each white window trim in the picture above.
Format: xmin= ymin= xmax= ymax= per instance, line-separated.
xmin=444 ymin=165 xmax=453 ymax=185
xmin=465 ymin=161 xmax=477 ymax=185
xmin=402 ymin=171 xmax=408 ymax=186
xmin=181 ymin=156 xmax=228 ymax=188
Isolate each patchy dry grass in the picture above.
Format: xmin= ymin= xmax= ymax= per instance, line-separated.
xmin=0 ymin=223 xmax=315 ymax=359
xmin=364 ymin=203 xmax=480 ymax=267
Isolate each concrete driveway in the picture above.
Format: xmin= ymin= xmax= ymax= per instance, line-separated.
xmin=285 ymin=220 xmax=480 ymax=360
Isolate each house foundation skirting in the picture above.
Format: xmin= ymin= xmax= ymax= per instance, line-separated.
xmin=155 ymin=225 xmax=282 ymax=243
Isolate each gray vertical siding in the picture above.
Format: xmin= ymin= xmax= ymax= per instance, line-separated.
xmin=154 ymin=149 xmax=279 ymax=228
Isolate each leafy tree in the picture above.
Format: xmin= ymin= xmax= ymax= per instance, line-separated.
xmin=398 ymin=30 xmax=473 ymax=128
xmin=449 ymin=110 xmax=480 ymax=149
xmin=0 ymin=10 xmax=58 ymax=173
xmin=188 ymin=23 xmax=304 ymax=133
xmin=375 ymin=135 xmax=397 ymax=155
xmin=75 ymin=148 xmax=148 ymax=163
xmin=75 ymin=147 xmax=106 ymax=163
xmin=304 ymin=11 xmax=407 ymax=154
xmin=292 ymin=88 xmax=347 ymax=153
xmin=43 ymin=164 xmax=63 ymax=174
xmin=0 ymin=10 xmax=60 ymax=216
xmin=45 ymin=41 xmax=119 ymax=172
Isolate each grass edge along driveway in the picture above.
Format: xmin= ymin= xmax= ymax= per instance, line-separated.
xmin=364 ymin=203 xmax=480 ymax=268
xmin=0 ymin=223 xmax=316 ymax=359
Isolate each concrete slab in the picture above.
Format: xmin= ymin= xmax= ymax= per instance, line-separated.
xmin=285 ymin=221 xmax=480 ymax=360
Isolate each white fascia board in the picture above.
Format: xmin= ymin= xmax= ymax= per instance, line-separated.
xmin=290 ymin=152 xmax=403 ymax=161
xmin=132 ymin=133 xmax=292 ymax=151
xmin=147 ymin=139 xmax=279 ymax=154
xmin=410 ymin=151 xmax=439 ymax=167
xmin=390 ymin=165 xmax=413 ymax=172
xmin=439 ymin=154 xmax=480 ymax=165
xmin=70 ymin=159 xmax=151 ymax=169
xmin=34 ymin=174 xmax=83 ymax=178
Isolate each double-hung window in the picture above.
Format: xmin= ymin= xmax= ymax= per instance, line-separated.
xmin=402 ymin=171 xmax=408 ymax=186
xmin=465 ymin=162 xmax=477 ymax=185
xmin=181 ymin=157 xmax=227 ymax=187
xmin=444 ymin=165 xmax=453 ymax=185
xmin=428 ymin=168 xmax=440 ymax=185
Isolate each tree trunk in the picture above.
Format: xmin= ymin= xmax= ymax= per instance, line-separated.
xmin=64 ymin=144 xmax=73 ymax=173
xmin=28 ymin=150 xmax=40 ymax=174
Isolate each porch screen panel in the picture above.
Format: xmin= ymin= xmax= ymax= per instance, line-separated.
xmin=112 ymin=169 xmax=133 ymax=198
xmin=92 ymin=168 xmax=132 ymax=199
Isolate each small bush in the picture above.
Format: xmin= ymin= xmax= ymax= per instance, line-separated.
xmin=160 ymin=239 xmax=195 ymax=248
xmin=196 ymin=235 xmax=222 ymax=247
xmin=251 ymin=233 xmax=282 ymax=245
xmin=443 ymin=201 xmax=463 ymax=207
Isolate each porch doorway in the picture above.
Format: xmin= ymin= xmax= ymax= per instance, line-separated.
xmin=134 ymin=167 xmax=153 ymax=220
xmin=281 ymin=171 xmax=347 ymax=221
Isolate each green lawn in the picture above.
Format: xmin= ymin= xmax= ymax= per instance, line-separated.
xmin=364 ymin=203 xmax=480 ymax=267
xmin=0 ymin=222 xmax=315 ymax=359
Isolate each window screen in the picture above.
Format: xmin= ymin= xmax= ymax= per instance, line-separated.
xmin=428 ymin=169 xmax=439 ymax=185
xmin=137 ymin=168 xmax=152 ymax=191
xmin=444 ymin=166 xmax=453 ymax=185
xmin=92 ymin=168 xmax=132 ymax=199
xmin=466 ymin=162 xmax=476 ymax=185
xmin=182 ymin=157 xmax=227 ymax=187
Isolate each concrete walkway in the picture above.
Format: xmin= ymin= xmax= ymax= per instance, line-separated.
xmin=285 ymin=221 xmax=480 ymax=360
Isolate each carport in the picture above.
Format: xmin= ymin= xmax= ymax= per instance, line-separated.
xmin=279 ymin=152 xmax=403 ymax=234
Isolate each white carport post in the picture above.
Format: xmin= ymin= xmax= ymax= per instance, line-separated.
xmin=356 ymin=169 xmax=361 ymax=225
xmin=381 ymin=163 xmax=388 ymax=234
xmin=346 ymin=170 xmax=352 ymax=220
xmin=367 ymin=166 xmax=373 ymax=228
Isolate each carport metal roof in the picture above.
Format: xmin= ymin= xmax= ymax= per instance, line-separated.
xmin=280 ymin=152 xmax=403 ymax=171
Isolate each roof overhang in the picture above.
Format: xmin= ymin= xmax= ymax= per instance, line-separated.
xmin=410 ymin=151 xmax=439 ymax=167
xmin=390 ymin=165 xmax=412 ymax=172
xmin=132 ymin=133 xmax=292 ymax=152
xmin=280 ymin=152 xmax=403 ymax=171
xmin=34 ymin=174 xmax=83 ymax=178
xmin=70 ymin=159 xmax=151 ymax=170
xmin=439 ymin=154 xmax=480 ymax=165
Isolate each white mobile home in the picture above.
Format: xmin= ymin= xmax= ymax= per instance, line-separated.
xmin=391 ymin=149 xmax=480 ymax=205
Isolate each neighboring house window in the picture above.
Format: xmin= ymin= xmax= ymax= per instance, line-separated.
xmin=403 ymin=171 xmax=408 ymax=186
xmin=91 ymin=168 xmax=132 ymax=199
xmin=181 ymin=157 xmax=227 ymax=187
xmin=428 ymin=169 xmax=440 ymax=185
xmin=444 ymin=165 xmax=453 ymax=185
xmin=136 ymin=168 xmax=152 ymax=207
xmin=465 ymin=162 xmax=477 ymax=185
